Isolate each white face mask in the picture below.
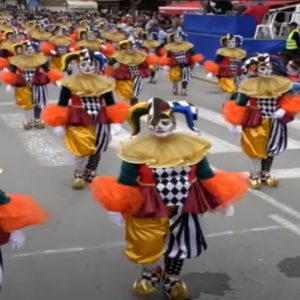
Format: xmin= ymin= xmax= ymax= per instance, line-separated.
xmin=174 ymin=35 xmax=183 ymax=43
xmin=87 ymin=32 xmax=96 ymax=40
xmin=148 ymin=117 xmax=176 ymax=138
xmin=78 ymin=60 xmax=96 ymax=75
xmin=257 ymin=64 xmax=273 ymax=77
xmin=23 ymin=45 xmax=35 ymax=56
xmin=55 ymin=28 xmax=64 ymax=37
xmin=227 ymin=39 xmax=236 ymax=48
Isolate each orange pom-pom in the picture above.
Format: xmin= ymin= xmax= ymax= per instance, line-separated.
xmin=223 ymin=101 xmax=248 ymax=125
xmin=91 ymin=176 xmax=143 ymax=217
xmin=192 ymin=54 xmax=204 ymax=64
xmin=146 ymin=54 xmax=159 ymax=66
xmin=42 ymin=104 xmax=70 ymax=127
xmin=69 ymin=43 xmax=80 ymax=51
xmin=104 ymin=65 xmax=113 ymax=77
xmin=159 ymin=56 xmax=171 ymax=66
xmin=106 ymin=102 xmax=130 ymax=124
xmin=159 ymin=47 xmax=167 ymax=57
xmin=204 ymin=60 xmax=219 ymax=75
xmin=102 ymin=43 xmax=115 ymax=57
xmin=202 ymin=171 xmax=249 ymax=206
xmin=70 ymin=32 xmax=79 ymax=42
xmin=41 ymin=42 xmax=56 ymax=55
xmin=0 ymin=58 xmax=10 ymax=69
xmin=279 ymin=93 xmax=300 ymax=115
xmin=0 ymin=71 xmax=17 ymax=85
xmin=47 ymin=70 xmax=64 ymax=84
xmin=0 ymin=194 xmax=49 ymax=232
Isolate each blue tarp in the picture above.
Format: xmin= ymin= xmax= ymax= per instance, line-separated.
xmin=184 ymin=14 xmax=285 ymax=60
xmin=184 ymin=15 xmax=257 ymax=38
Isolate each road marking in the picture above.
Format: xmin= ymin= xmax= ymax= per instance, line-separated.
xmin=0 ymin=100 xmax=57 ymax=106
xmin=269 ymin=214 xmax=300 ymax=236
xmin=0 ymin=113 xmax=73 ymax=167
xmin=8 ymin=221 xmax=300 ymax=259
xmin=250 ymin=189 xmax=300 ymax=221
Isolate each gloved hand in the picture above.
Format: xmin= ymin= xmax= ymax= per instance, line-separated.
xmin=6 ymin=85 xmax=12 ymax=92
xmin=273 ymin=108 xmax=286 ymax=119
xmin=221 ymin=205 xmax=235 ymax=218
xmin=50 ymin=49 xmax=57 ymax=55
xmin=53 ymin=126 xmax=65 ymax=138
xmin=9 ymin=230 xmax=26 ymax=250
xmin=111 ymin=123 xmax=122 ymax=136
xmin=108 ymin=212 xmax=125 ymax=227
xmin=228 ymin=123 xmax=242 ymax=134
xmin=206 ymin=72 xmax=213 ymax=79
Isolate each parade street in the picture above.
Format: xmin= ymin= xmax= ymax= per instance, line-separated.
xmin=1 ymin=69 xmax=300 ymax=300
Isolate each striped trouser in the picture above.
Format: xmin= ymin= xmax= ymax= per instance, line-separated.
xmin=133 ymin=75 xmax=143 ymax=100
xmin=165 ymin=207 xmax=207 ymax=259
xmin=32 ymin=84 xmax=48 ymax=109
xmin=182 ymin=66 xmax=192 ymax=82
xmin=268 ymin=119 xmax=288 ymax=157
xmin=85 ymin=123 xmax=111 ymax=172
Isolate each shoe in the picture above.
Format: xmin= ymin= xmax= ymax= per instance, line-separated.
xmin=249 ymin=176 xmax=262 ymax=189
xmin=132 ymin=267 xmax=162 ymax=298
xmin=163 ymin=275 xmax=191 ymax=300
xmin=34 ymin=120 xmax=45 ymax=129
xmin=148 ymin=78 xmax=157 ymax=84
xmin=180 ymin=89 xmax=187 ymax=96
xmin=261 ymin=174 xmax=278 ymax=187
xmin=72 ymin=176 xmax=86 ymax=189
xmin=173 ymin=89 xmax=178 ymax=95
xmin=83 ymin=169 xmax=96 ymax=183
xmin=23 ymin=121 xmax=33 ymax=130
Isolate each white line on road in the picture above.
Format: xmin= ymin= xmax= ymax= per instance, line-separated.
xmin=8 ymin=222 xmax=300 ymax=259
xmin=269 ymin=214 xmax=300 ymax=236
xmin=250 ymin=189 xmax=300 ymax=221
xmin=0 ymin=100 xmax=57 ymax=106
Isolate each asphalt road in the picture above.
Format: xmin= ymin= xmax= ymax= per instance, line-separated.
xmin=1 ymin=69 xmax=300 ymax=300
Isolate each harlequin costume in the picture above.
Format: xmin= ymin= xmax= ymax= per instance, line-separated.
xmin=160 ymin=31 xmax=203 ymax=96
xmin=224 ymin=53 xmax=300 ymax=189
xmin=143 ymin=31 xmax=163 ymax=84
xmin=0 ymin=41 xmax=60 ymax=130
xmin=102 ymin=29 xmax=126 ymax=58
xmin=91 ymin=98 xmax=249 ymax=300
xmin=43 ymin=49 xmax=129 ymax=189
xmin=41 ymin=25 xmax=73 ymax=72
xmin=0 ymin=167 xmax=49 ymax=291
xmin=204 ymin=34 xmax=247 ymax=94
xmin=108 ymin=40 xmax=151 ymax=105
xmin=0 ymin=28 xmax=19 ymax=58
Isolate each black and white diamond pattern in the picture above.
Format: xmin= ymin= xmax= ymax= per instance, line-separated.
xmin=175 ymin=51 xmax=186 ymax=65
xmin=81 ymin=97 xmax=101 ymax=116
xmin=229 ymin=58 xmax=242 ymax=75
xmin=153 ymin=167 xmax=192 ymax=206
xmin=23 ymin=69 xmax=35 ymax=83
xmin=257 ymin=98 xmax=278 ymax=117
xmin=129 ymin=65 xmax=140 ymax=77
xmin=57 ymin=45 xmax=69 ymax=55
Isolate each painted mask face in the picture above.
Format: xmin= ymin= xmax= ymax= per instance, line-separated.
xmin=23 ymin=43 xmax=35 ymax=55
xmin=227 ymin=38 xmax=236 ymax=48
xmin=87 ymin=31 xmax=96 ymax=41
xmin=148 ymin=116 xmax=176 ymax=138
xmin=257 ymin=63 xmax=273 ymax=77
xmin=55 ymin=27 xmax=65 ymax=37
xmin=78 ymin=59 xmax=96 ymax=75
xmin=174 ymin=34 xmax=183 ymax=43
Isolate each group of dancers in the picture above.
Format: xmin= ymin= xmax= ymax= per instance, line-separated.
xmin=0 ymin=9 xmax=299 ymax=300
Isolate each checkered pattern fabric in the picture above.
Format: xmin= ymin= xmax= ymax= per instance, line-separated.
xmin=57 ymin=45 xmax=69 ymax=55
xmin=81 ymin=97 xmax=101 ymax=116
xmin=129 ymin=65 xmax=140 ymax=77
xmin=229 ymin=58 xmax=242 ymax=75
xmin=257 ymin=98 xmax=278 ymax=117
xmin=175 ymin=51 xmax=187 ymax=64
xmin=112 ymin=42 xmax=119 ymax=49
xmin=153 ymin=167 xmax=192 ymax=206
xmin=23 ymin=69 xmax=35 ymax=83
xmin=149 ymin=48 xmax=157 ymax=55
